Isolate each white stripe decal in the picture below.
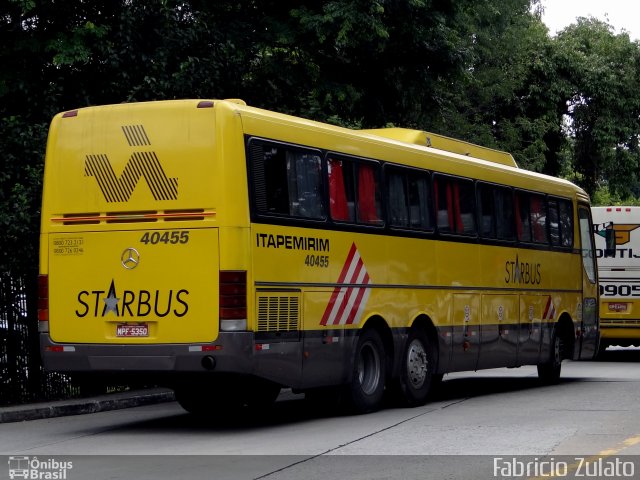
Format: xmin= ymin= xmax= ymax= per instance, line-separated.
xmin=321 ymin=243 xmax=372 ymax=326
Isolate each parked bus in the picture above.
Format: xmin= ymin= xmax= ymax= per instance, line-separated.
xmin=39 ymin=99 xmax=599 ymax=414
xmin=592 ymin=206 xmax=640 ymax=354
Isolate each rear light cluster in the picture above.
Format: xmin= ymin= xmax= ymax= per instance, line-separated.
xmin=38 ymin=275 xmax=49 ymax=332
xmin=219 ymin=271 xmax=247 ymax=331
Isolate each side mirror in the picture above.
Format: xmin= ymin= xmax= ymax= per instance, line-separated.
xmin=604 ymin=223 xmax=616 ymax=257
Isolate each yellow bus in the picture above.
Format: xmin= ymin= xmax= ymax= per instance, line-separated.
xmin=592 ymin=206 xmax=640 ymax=354
xmin=39 ymin=99 xmax=599 ymax=414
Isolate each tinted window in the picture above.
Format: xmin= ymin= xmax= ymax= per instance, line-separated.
xmin=515 ymin=191 xmax=532 ymax=242
xmin=559 ymin=199 xmax=574 ymax=247
xmin=386 ymin=167 xmax=432 ymax=230
xmin=434 ymin=175 xmax=476 ymax=236
xmin=477 ymin=183 xmax=515 ymax=241
xmin=251 ymin=140 xmax=325 ymax=219
xmin=530 ymin=193 xmax=548 ymax=244
xmin=329 ymin=156 xmax=382 ymax=226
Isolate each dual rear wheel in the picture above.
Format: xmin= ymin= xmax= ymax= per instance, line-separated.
xmin=346 ymin=327 xmax=438 ymax=413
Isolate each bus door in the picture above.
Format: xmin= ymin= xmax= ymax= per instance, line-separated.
xmin=578 ymin=204 xmax=599 ymax=359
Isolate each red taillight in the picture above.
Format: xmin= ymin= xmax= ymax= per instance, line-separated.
xmin=219 ymin=271 xmax=246 ymax=320
xmin=38 ymin=275 xmax=49 ymax=323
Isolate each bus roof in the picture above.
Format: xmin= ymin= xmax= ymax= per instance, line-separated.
xmin=360 ymin=128 xmax=518 ymax=168
xmin=223 ymin=100 xmax=586 ymax=200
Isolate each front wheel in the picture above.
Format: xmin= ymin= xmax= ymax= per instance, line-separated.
xmin=398 ymin=328 xmax=437 ymax=406
xmin=537 ymin=328 xmax=562 ymax=384
xmin=346 ymin=329 xmax=386 ymax=414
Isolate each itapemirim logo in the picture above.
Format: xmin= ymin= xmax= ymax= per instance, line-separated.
xmin=84 ymin=125 xmax=178 ymax=203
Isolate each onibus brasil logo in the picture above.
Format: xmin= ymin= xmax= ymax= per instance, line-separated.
xmin=8 ymin=456 xmax=73 ymax=479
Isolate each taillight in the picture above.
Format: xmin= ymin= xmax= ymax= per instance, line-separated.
xmin=219 ymin=271 xmax=247 ymax=331
xmin=38 ymin=274 xmax=49 ymax=332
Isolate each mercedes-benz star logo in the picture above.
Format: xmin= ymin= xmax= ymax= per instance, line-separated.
xmin=121 ymin=247 xmax=140 ymax=269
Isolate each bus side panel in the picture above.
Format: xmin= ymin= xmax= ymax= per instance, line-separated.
xmin=478 ymin=294 xmax=519 ymax=370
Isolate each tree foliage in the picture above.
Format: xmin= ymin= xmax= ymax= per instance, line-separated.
xmin=555 ymin=18 xmax=640 ymax=198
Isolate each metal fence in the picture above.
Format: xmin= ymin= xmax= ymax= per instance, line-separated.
xmin=0 ymin=273 xmax=77 ymax=406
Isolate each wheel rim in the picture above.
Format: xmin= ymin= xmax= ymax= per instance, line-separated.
xmin=357 ymin=341 xmax=381 ymax=395
xmin=406 ymin=338 xmax=428 ymax=389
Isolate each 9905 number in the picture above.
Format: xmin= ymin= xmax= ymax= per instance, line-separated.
xmin=140 ymin=230 xmax=189 ymax=245
xmin=600 ymin=284 xmax=640 ymax=297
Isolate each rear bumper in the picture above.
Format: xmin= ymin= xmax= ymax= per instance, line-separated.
xmin=600 ymin=323 xmax=640 ymax=342
xmin=40 ymin=332 xmax=254 ymax=374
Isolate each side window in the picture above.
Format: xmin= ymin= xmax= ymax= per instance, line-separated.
xmin=357 ymin=163 xmax=383 ymax=225
xmin=548 ymin=198 xmax=561 ymax=246
xmin=434 ymin=175 xmax=476 ymax=236
xmin=530 ymin=193 xmax=548 ymax=244
xmin=494 ymin=187 xmax=515 ymax=241
xmin=477 ymin=183 xmax=496 ymax=238
xmin=407 ymin=172 xmax=433 ymax=229
xmin=477 ymin=183 xmax=515 ymax=241
xmin=387 ymin=169 xmax=409 ymax=227
xmin=328 ymin=157 xmax=355 ymax=222
xmin=250 ymin=139 xmax=325 ymax=219
xmin=579 ymin=205 xmax=597 ymax=283
xmin=329 ymin=156 xmax=382 ymax=226
xmin=515 ymin=191 xmax=532 ymax=242
xmin=386 ymin=167 xmax=433 ymax=230
xmin=559 ymin=199 xmax=574 ymax=248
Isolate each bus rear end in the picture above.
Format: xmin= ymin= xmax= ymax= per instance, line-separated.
xmin=39 ymin=100 xmax=254 ymax=387
xmin=592 ymin=206 xmax=640 ymax=352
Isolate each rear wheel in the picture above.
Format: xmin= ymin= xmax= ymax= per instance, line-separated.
xmin=346 ymin=329 xmax=386 ymax=413
xmin=175 ymin=376 xmax=280 ymax=416
xmin=245 ymin=378 xmax=281 ymax=410
xmin=398 ymin=328 xmax=437 ymax=406
xmin=537 ymin=327 xmax=562 ymax=384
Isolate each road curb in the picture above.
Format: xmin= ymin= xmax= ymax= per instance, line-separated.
xmin=0 ymin=388 xmax=175 ymax=424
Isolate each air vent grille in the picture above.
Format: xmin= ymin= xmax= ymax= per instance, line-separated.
xmin=257 ymin=295 xmax=300 ymax=332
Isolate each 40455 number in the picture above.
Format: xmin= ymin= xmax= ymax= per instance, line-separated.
xmin=140 ymin=230 xmax=190 ymax=245
xmin=305 ymin=254 xmax=329 ymax=268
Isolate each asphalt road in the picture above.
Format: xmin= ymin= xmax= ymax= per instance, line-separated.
xmin=2 ymin=348 xmax=640 ymax=479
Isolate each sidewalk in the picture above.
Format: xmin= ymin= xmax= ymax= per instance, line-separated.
xmin=0 ymin=388 xmax=175 ymax=424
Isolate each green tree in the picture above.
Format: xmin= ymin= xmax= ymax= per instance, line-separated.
xmin=435 ymin=0 xmax=569 ymax=174
xmin=554 ymin=18 xmax=640 ymax=197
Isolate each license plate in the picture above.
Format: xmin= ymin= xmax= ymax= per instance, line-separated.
xmin=608 ymin=302 xmax=628 ymax=312
xmin=116 ymin=324 xmax=149 ymax=337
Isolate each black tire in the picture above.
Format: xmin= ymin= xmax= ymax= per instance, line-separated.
xmin=175 ymin=377 xmax=280 ymax=416
xmin=596 ymin=340 xmax=609 ymax=359
xmin=175 ymin=386 xmax=220 ymax=415
xmin=398 ymin=328 xmax=437 ymax=407
xmin=245 ymin=379 xmax=281 ymax=411
xmin=346 ymin=329 xmax=386 ymax=414
xmin=537 ymin=327 xmax=562 ymax=384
